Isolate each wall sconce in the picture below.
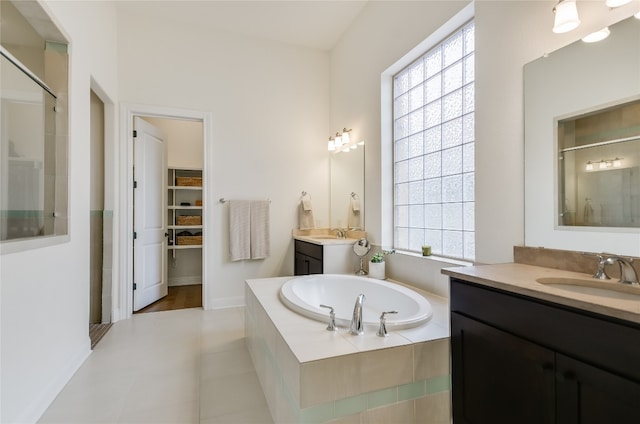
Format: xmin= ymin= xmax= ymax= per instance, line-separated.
xmin=582 ymin=27 xmax=610 ymax=43
xmin=328 ymin=136 xmax=336 ymax=151
xmin=334 ymin=132 xmax=343 ymax=148
xmin=586 ymin=161 xmax=594 ymax=171
xmin=341 ymin=128 xmax=352 ymax=144
xmin=635 ymin=11 xmax=640 ymax=19
xmin=553 ymin=0 xmax=581 ymax=33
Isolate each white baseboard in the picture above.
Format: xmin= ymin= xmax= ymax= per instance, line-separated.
xmin=22 ymin=341 xmax=91 ymax=424
xmin=205 ymin=295 xmax=245 ymax=310
xmin=168 ymin=276 xmax=202 ymax=287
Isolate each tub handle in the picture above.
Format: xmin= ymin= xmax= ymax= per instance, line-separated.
xmin=319 ymin=304 xmax=337 ymax=331
xmin=376 ymin=311 xmax=398 ymax=337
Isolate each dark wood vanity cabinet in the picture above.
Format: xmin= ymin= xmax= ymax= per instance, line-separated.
xmin=450 ymin=277 xmax=640 ymax=424
xmin=294 ymin=240 xmax=323 ymax=275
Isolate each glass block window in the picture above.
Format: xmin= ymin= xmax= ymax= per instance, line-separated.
xmin=393 ymin=21 xmax=475 ymax=261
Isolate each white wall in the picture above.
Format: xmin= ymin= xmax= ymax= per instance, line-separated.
xmin=0 ymin=2 xmax=119 ymax=422
xmin=329 ymin=0 xmax=640 ymax=290
xmin=117 ymin=10 xmax=331 ymax=308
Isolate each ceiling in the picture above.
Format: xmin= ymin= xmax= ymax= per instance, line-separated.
xmin=115 ymin=0 xmax=369 ymax=51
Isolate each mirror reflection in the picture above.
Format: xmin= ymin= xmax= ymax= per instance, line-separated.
xmin=559 ymin=99 xmax=640 ymax=227
xmin=330 ymin=144 xmax=364 ymax=229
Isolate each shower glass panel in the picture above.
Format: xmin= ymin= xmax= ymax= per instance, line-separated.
xmin=558 ymin=98 xmax=640 ymax=228
xmin=1 ymin=52 xmax=64 ymax=241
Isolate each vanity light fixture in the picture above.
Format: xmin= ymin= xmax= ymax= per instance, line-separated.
xmin=635 ymin=11 xmax=640 ymax=19
xmin=586 ymin=157 xmax=624 ymax=171
xmin=582 ymin=27 xmax=610 ymax=43
xmin=553 ymin=0 xmax=581 ymax=33
xmin=605 ymin=0 xmax=632 ymax=8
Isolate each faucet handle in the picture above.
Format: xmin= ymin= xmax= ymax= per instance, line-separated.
xmin=593 ymin=254 xmax=611 ymax=280
xmin=376 ymin=311 xmax=398 ymax=337
xmin=320 ymin=304 xmax=337 ymax=331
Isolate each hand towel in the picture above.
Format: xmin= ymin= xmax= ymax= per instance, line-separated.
xmin=347 ymin=197 xmax=360 ymax=230
xmin=299 ymin=194 xmax=315 ymax=229
xmin=301 ymin=194 xmax=313 ymax=211
xmin=250 ymin=200 xmax=270 ymax=259
xmin=351 ymin=197 xmax=360 ymax=212
xmin=583 ymin=199 xmax=594 ymax=225
xmin=229 ymin=200 xmax=251 ymax=261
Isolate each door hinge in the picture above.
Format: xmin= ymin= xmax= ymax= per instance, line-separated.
xmin=133 ymin=180 xmax=137 ymax=189
xmin=133 ymin=231 xmax=137 ymax=240
xmin=133 ymin=283 xmax=137 ymax=290
xmin=133 ymin=130 xmax=137 ymax=138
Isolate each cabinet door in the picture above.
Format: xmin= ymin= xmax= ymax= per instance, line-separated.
xmin=294 ymin=253 xmax=322 ymax=275
xmin=556 ymin=354 xmax=640 ymax=424
xmin=452 ymin=312 xmax=555 ymax=424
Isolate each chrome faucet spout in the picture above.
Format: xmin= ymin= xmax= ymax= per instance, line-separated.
xmin=605 ymin=256 xmax=639 ymax=285
xmin=349 ymin=294 xmax=366 ymax=335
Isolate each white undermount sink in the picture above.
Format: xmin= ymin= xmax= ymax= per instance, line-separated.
xmin=536 ymin=277 xmax=640 ymax=301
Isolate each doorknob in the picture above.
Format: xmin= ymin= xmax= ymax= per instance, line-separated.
xmin=165 ymin=232 xmax=169 ymax=237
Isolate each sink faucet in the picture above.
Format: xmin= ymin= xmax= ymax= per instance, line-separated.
xmin=335 ymin=229 xmax=346 ymax=239
xmin=349 ymin=294 xmax=366 ymax=335
xmin=604 ymin=256 xmax=639 ymax=285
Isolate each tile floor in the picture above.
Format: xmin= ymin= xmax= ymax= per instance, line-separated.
xmin=39 ymin=307 xmax=273 ymax=424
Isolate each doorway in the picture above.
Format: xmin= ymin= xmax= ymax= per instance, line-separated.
xmin=132 ymin=115 xmax=204 ymax=314
xmin=89 ymin=88 xmax=114 ymax=348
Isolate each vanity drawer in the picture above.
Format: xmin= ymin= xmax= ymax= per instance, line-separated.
xmin=451 ymin=278 xmax=640 ymax=382
xmin=295 ymin=240 xmax=323 ymax=260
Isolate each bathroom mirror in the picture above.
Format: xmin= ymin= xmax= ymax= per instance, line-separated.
xmin=330 ymin=144 xmax=365 ymax=229
xmin=524 ymin=15 xmax=640 ymax=255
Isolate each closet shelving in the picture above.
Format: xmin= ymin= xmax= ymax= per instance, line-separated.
xmin=167 ymin=168 xmax=203 ymax=252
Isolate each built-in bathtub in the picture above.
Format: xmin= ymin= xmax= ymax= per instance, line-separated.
xmin=280 ymin=274 xmax=433 ymax=330
xmin=245 ymin=276 xmax=452 ymax=423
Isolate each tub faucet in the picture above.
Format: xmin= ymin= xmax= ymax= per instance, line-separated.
xmin=349 ymin=294 xmax=366 ymax=335
xmin=605 ymin=256 xmax=639 ymax=285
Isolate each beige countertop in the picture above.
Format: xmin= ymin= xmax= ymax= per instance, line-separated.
xmin=292 ymin=228 xmax=366 ymax=246
xmin=442 ymin=263 xmax=640 ymax=324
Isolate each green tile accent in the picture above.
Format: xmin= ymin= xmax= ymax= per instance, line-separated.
xmin=45 ymin=41 xmax=68 ymax=53
xmin=398 ymin=380 xmax=426 ymax=400
xmin=299 ymin=402 xmax=334 ymax=424
xmin=103 ymin=210 xmax=113 ymax=218
xmin=367 ymin=387 xmax=398 ymax=409
xmin=426 ymin=375 xmax=451 ymax=394
xmin=335 ymin=394 xmax=366 ymax=418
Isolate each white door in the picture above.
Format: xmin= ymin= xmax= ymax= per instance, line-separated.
xmin=133 ymin=117 xmax=168 ymax=311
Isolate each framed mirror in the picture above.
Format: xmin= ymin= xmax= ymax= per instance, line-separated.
xmin=524 ymin=15 xmax=640 ymax=255
xmin=330 ymin=144 xmax=365 ymax=230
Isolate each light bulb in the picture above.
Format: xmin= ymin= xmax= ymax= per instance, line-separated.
xmin=553 ymin=0 xmax=580 ymax=34
xmin=582 ymin=27 xmax=610 ymax=43
xmin=613 ymin=158 xmax=622 ymax=167
xmin=586 ymin=161 xmax=593 ymax=171
xmin=599 ymin=161 xmax=607 ymax=169
xmin=605 ymin=0 xmax=631 ymax=7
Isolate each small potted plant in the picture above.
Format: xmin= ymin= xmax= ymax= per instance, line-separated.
xmin=368 ymin=249 xmax=395 ymax=279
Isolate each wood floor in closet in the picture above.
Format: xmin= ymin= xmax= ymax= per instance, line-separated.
xmin=135 ymin=284 xmax=203 ymax=314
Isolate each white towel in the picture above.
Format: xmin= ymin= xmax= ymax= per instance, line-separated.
xmin=301 ymin=194 xmax=313 ymax=211
xmin=299 ymin=194 xmax=315 ymax=229
xmin=347 ymin=196 xmax=361 ymax=229
xmin=229 ymin=200 xmax=251 ymax=261
xmin=250 ymin=200 xmax=270 ymax=259
xmin=351 ymin=197 xmax=360 ymax=212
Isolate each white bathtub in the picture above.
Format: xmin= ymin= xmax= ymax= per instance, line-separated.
xmin=279 ymin=274 xmax=433 ymax=330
